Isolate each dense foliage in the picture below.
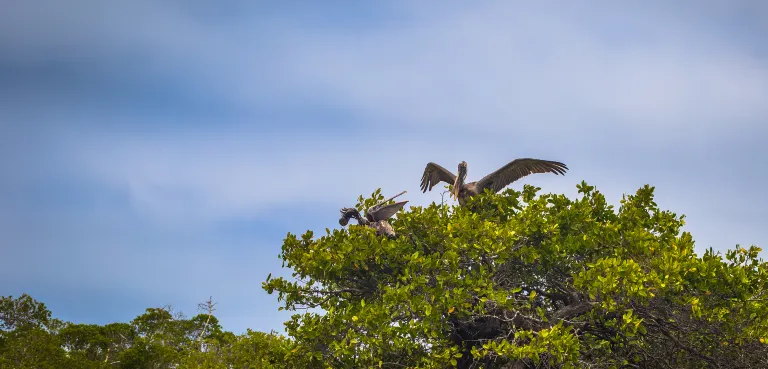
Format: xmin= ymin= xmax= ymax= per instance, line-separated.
xmin=264 ymin=183 xmax=768 ymax=368
xmin=0 ymin=295 xmax=289 ymax=369
xmin=3 ymin=182 xmax=766 ymax=368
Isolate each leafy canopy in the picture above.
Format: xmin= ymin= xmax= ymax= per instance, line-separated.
xmin=264 ymin=182 xmax=768 ymax=368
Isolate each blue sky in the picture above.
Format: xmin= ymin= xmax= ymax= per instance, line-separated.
xmin=1 ymin=0 xmax=766 ymax=335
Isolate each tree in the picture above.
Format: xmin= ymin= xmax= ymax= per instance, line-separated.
xmin=263 ymin=183 xmax=768 ymax=368
xmin=58 ymin=323 xmax=112 ymax=367
xmin=179 ymin=329 xmax=291 ymax=369
xmin=118 ymin=304 xmax=217 ymax=368
xmin=0 ymin=294 xmax=70 ymax=369
xmin=0 ymin=293 xmax=292 ymax=368
xmin=0 ymin=293 xmax=53 ymax=332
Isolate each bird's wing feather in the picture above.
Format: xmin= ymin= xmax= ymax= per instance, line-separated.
xmin=475 ymin=158 xmax=568 ymax=193
xmin=420 ymin=162 xmax=457 ymax=193
xmin=368 ymin=201 xmax=409 ymax=221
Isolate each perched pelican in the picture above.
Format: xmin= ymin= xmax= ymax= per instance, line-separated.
xmin=339 ymin=191 xmax=409 ymax=239
xmin=420 ymin=159 xmax=568 ymax=206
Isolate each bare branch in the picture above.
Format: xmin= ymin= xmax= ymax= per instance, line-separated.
xmin=196 ymin=296 xmax=217 ymax=347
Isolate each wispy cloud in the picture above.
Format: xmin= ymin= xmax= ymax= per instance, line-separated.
xmin=274 ymin=1 xmax=768 ymax=141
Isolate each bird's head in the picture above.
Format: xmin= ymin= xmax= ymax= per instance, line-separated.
xmin=457 ymin=161 xmax=468 ymax=178
xmin=339 ymin=207 xmax=361 ymax=226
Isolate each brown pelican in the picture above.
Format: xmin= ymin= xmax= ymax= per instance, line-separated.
xmin=339 ymin=191 xmax=409 ymax=239
xmin=420 ymin=158 xmax=568 ymax=206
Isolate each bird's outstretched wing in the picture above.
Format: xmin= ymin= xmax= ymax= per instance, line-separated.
xmin=420 ymin=162 xmax=457 ymax=193
xmin=475 ymin=158 xmax=568 ymax=194
xmin=368 ymin=201 xmax=408 ymax=222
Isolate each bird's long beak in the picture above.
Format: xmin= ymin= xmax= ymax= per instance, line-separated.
xmin=452 ymin=177 xmax=460 ymax=200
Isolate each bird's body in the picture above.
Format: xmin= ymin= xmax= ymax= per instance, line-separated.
xmin=420 ymin=158 xmax=568 ymax=205
xmin=452 ymin=182 xmax=482 ymax=206
xmin=370 ymin=220 xmax=397 ymax=239
xmin=339 ymin=191 xmax=409 ymax=239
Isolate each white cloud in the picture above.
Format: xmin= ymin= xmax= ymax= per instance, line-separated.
xmin=7 ymin=1 xmax=766 ymax=135
xmin=271 ymin=1 xmax=768 ymax=142
xmin=66 ymin=131 xmax=529 ymax=222
xmin=4 ymin=1 xmax=766 ymax=142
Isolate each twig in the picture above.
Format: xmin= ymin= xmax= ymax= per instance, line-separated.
xmin=441 ymin=190 xmax=449 ymax=206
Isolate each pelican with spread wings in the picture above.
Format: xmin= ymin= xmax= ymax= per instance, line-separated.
xmin=339 ymin=191 xmax=409 ymax=239
xmin=420 ymin=159 xmax=568 ymax=206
